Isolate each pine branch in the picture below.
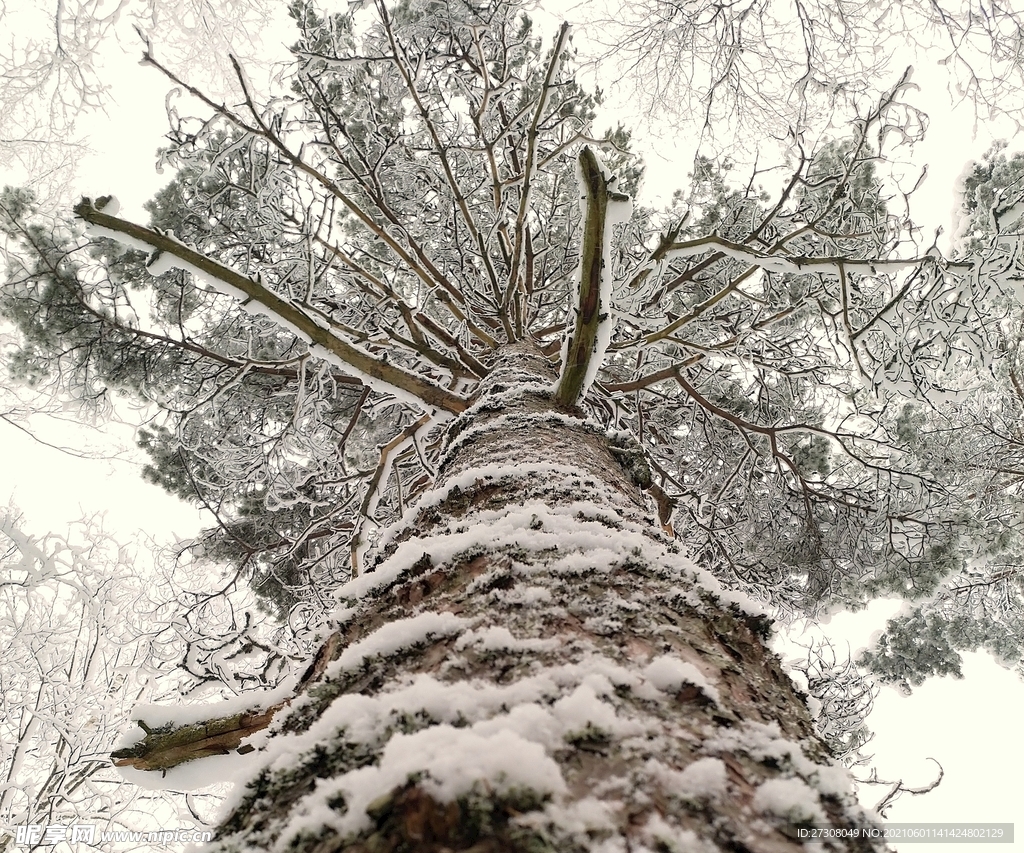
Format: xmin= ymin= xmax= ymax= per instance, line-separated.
xmin=74 ymin=198 xmax=468 ymax=414
xmin=662 ymin=234 xmax=974 ymax=275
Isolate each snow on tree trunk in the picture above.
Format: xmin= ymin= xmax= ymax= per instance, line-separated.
xmin=205 ymin=342 xmax=883 ymax=853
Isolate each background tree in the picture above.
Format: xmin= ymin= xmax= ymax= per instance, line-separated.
xmin=0 ymin=0 xmax=282 ymax=206
xmin=0 ymin=491 xmax=310 ymax=849
xmin=2 ymin=0 xmax=1023 ymax=847
xmin=858 ymin=142 xmax=1024 ymax=690
xmin=0 ymin=509 xmax=215 ymax=851
xmin=576 ymin=0 xmax=1024 ymax=145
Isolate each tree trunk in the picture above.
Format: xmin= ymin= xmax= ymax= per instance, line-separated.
xmin=208 ymin=343 xmax=883 ymax=853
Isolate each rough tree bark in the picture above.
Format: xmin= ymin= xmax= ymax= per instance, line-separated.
xmin=185 ymin=343 xmax=884 ymax=853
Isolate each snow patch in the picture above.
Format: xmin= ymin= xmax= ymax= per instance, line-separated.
xmin=643 ymin=655 xmax=721 ymax=705
xmin=125 ymin=680 xmax=295 ymax=733
xmin=646 ymin=757 xmax=728 ymax=803
xmin=82 ymin=221 xmax=161 ymax=258
xmin=325 ymin=611 xmax=470 ymax=678
xmin=339 ymin=498 xmax=653 ymax=605
xmin=276 ymin=725 xmax=566 ymax=843
xmin=642 ymin=813 xmax=711 ymax=853
xmin=553 ymin=681 xmax=635 ymax=738
xmin=372 ymin=462 xmax=608 ymax=555
xmin=677 ymin=757 xmax=728 ymax=800
xmin=811 ymin=762 xmax=854 ymax=798
xmin=517 ymin=795 xmax=620 ymax=837
xmin=308 ymin=341 xmax=444 ymax=413
xmin=455 ymin=626 xmax=558 ymax=654
xmin=752 ymin=777 xmax=827 ymax=823
xmin=502 ymin=585 xmax=553 ymax=606
xmin=117 ymin=751 xmax=261 ymax=792
xmin=704 ymin=720 xmax=853 ymax=800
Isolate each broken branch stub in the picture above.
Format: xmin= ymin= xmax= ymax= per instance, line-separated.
xmin=555 ymin=146 xmax=616 ymax=408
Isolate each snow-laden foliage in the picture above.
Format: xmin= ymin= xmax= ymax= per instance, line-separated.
xmin=2 ymin=0 xmax=1023 ymax=699
xmin=786 ymin=642 xmax=876 ymax=765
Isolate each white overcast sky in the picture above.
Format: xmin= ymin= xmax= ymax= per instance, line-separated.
xmin=2 ymin=4 xmax=1024 ymax=851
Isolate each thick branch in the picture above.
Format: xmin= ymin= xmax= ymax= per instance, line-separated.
xmin=555 ymin=147 xmax=613 ymax=407
xmin=74 ymin=198 xmax=468 ymax=414
xmin=111 ymin=632 xmax=341 ymax=772
xmin=664 ymin=234 xmax=973 ymax=276
xmin=110 ymin=708 xmax=278 ymax=772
